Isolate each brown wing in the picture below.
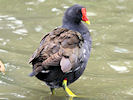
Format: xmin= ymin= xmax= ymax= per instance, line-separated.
xmin=29 ymin=28 xmax=83 ymax=75
xmin=29 ymin=33 xmax=49 ymax=63
xmin=59 ymin=30 xmax=83 ymax=72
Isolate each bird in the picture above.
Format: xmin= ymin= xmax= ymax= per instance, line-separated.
xmin=0 ymin=60 xmax=5 ymax=73
xmin=29 ymin=4 xmax=92 ymax=97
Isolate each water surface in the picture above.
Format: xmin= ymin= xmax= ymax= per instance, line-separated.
xmin=0 ymin=0 xmax=133 ymax=100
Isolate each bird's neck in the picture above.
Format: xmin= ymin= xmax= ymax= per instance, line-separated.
xmin=62 ymin=18 xmax=88 ymax=34
xmin=62 ymin=18 xmax=81 ymax=32
xmin=62 ymin=22 xmax=80 ymax=32
xmin=62 ymin=18 xmax=91 ymax=42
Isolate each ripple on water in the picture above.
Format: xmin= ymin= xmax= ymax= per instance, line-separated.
xmin=0 ymin=93 xmax=25 ymax=99
xmin=0 ymin=63 xmax=20 ymax=84
xmin=122 ymin=88 xmax=133 ymax=96
xmin=37 ymin=0 xmax=45 ymax=3
xmin=12 ymin=29 xmax=27 ymax=35
xmin=108 ymin=63 xmax=129 ymax=73
xmin=25 ymin=2 xmax=35 ymax=5
xmin=63 ymin=5 xmax=69 ymax=9
xmin=0 ymin=49 xmax=8 ymax=53
xmin=0 ymin=15 xmax=8 ymax=18
xmin=0 ymin=15 xmax=28 ymax=36
xmin=51 ymin=8 xmax=62 ymax=15
xmin=25 ymin=0 xmax=45 ymax=6
xmin=114 ymin=47 xmax=129 ymax=53
xmin=118 ymin=0 xmax=125 ymax=2
xmin=35 ymin=25 xmax=42 ymax=32
xmin=0 ymin=27 xmax=3 ymax=29
xmin=5 ymin=63 xmax=20 ymax=72
xmin=129 ymin=18 xmax=133 ymax=23
xmin=10 ymin=93 xmax=26 ymax=98
xmin=61 ymin=4 xmax=69 ymax=9
xmin=0 ymin=38 xmax=10 ymax=46
xmin=87 ymin=12 xmax=97 ymax=17
xmin=27 ymin=7 xmax=33 ymax=11
xmin=0 ymin=80 xmax=7 ymax=85
xmin=0 ymin=98 xmax=8 ymax=100
xmin=116 ymin=6 xmax=126 ymax=10
xmin=12 ymin=20 xmax=23 ymax=26
xmin=0 ymin=38 xmax=3 ymax=41
xmin=1 ymin=75 xmax=14 ymax=82
xmin=5 ymin=16 xmax=16 ymax=21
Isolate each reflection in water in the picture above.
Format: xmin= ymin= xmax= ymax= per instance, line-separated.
xmin=43 ymin=95 xmax=92 ymax=100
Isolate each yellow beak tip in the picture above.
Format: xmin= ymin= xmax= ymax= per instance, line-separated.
xmin=85 ymin=21 xmax=90 ymax=25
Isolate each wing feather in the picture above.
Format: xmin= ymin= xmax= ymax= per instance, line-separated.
xmin=29 ymin=28 xmax=83 ymax=76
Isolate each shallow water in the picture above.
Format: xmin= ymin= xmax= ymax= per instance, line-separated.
xmin=0 ymin=0 xmax=133 ymax=100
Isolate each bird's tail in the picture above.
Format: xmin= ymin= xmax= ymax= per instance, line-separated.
xmin=29 ymin=65 xmax=43 ymax=77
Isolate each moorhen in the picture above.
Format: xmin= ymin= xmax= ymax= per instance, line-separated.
xmin=29 ymin=4 xmax=91 ymax=97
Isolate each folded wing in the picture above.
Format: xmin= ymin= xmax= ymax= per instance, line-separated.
xmin=29 ymin=28 xmax=83 ymax=76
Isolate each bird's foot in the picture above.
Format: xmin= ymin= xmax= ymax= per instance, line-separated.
xmin=50 ymin=88 xmax=56 ymax=95
xmin=62 ymin=78 xmax=77 ymax=97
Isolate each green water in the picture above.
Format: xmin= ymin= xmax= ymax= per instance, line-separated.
xmin=0 ymin=0 xmax=133 ymax=100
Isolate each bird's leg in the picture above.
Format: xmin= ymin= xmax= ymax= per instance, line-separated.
xmin=50 ymin=88 xmax=55 ymax=95
xmin=62 ymin=78 xmax=77 ymax=97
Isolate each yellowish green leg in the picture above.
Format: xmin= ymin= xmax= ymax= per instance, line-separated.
xmin=62 ymin=78 xmax=77 ymax=97
xmin=50 ymin=88 xmax=55 ymax=95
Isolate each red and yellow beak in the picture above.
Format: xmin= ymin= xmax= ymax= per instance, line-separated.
xmin=81 ymin=8 xmax=90 ymax=25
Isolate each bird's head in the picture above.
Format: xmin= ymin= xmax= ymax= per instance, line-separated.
xmin=64 ymin=4 xmax=90 ymax=25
